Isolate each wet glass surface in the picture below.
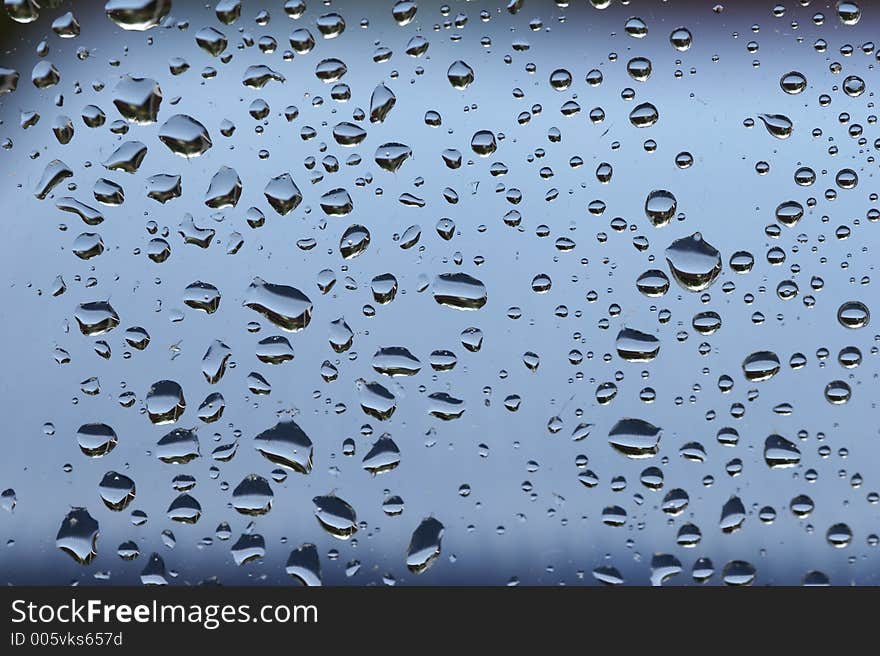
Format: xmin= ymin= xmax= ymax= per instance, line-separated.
xmin=0 ymin=0 xmax=878 ymax=586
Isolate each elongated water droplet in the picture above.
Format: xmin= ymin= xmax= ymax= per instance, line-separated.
xmin=244 ymin=277 xmax=312 ymax=331
xmin=407 ymin=517 xmax=445 ymax=573
xmin=665 ymin=233 xmax=722 ymax=291
xmin=433 ymin=273 xmax=487 ymax=310
xmin=313 ymin=494 xmax=357 ymax=539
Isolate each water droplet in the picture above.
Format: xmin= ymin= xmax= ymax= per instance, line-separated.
xmin=244 ymin=277 xmax=312 ymax=331
xmin=608 ymin=418 xmax=661 ymax=458
xmin=433 ymin=273 xmax=487 ymax=310
xmin=76 ymin=423 xmax=118 ymax=457
xmin=742 ymin=351 xmax=780 ymax=381
xmin=636 ymin=269 xmax=670 ymax=297
xmin=370 ymin=84 xmax=396 ymax=123
xmin=195 ymin=26 xmax=228 ymax=56
xmin=34 ymin=159 xmax=72 ymax=200
xmin=375 ymin=142 xmax=412 ymax=172
xmin=156 ymin=428 xmax=200 ymax=464
xmin=183 ymin=281 xmax=221 ymax=314
xmin=286 ymin=544 xmax=322 ymax=585
xmin=113 ymin=75 xmax=162 ymax=124
xmin=764 ymin=434 xmax=800 ymax=468
xmin=719 ymin=496 xmax=746 ymax=534
xmin=448 ymin=60 xmax=474 ymax=89
xmin=362 ymin=435 xmax=401 ymax=474
xmin=629 ymin=102 xmax=659 ymax=127
xmin=373 ymin=346 xmax=421 ymax=376
xmin=358 ymin=379 xmax=397 ymax=420
xmin=722 ymin=560 xmax=756 ymax=585
xmin=340 ymin=224 xmax=370 ymax=259
xmin=168 ymin=493 xmax=201 ymax=523
xmin=99 ymin=471 xmax=136 ymax=510
xmin=146 ymin=380 xmax=186 ymax=424
xmin=74 ymin=301 xmax=119 ymax=336
xmin=254 ymin=420 xmax=313 ymax=473
xmin=313 ymin=494 xmax=357 ymax=539
xmin=645 ymin=190 xmax=677 ymax=227
xmin=836 ymin=1 xmax=861 ymax=25
xmin=204 ymin=166 xmax=241 ymax=208
xmin=826 ymin=523 xmax=852 ymax=548
xmin=758 ymin=113 xmax=793 ymax=139
xmin=470 ymin=130 xmax=496 ymax=156
xmin=838 ymin=301 xmax=869 ymax=329
xmin=665 ymin=233 xmax=722 ymax=291
xmin=263 ymin=173 xmax=302 ymax=215
xmin=670 ymin=26 xmax=692 ymax=51
xmin=616 ymin=328 xmax=660 ymax=362
xmin=56 ymin=508 xmax=99 ymax=564
xmin=232 ymin=475 xmax=274 ymax=515
xmin=824 ymin=380 xmax=851 ymax=405
xmin=406 ymin=517 xmax=445 ymax=573
xmin=780 ymin=71 xmax=807 ymax=94
xmin=105 ymin=0 xmax=170 ymax=31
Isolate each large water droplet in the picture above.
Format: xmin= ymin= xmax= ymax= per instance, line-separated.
xmin=254 ymin=420 xmax=313 ymax=473
xmin=56 ymin=508 xmax=99 ymax=564
xmin=313 ymin=494 xmax=357 ymax=539
xmin=406 ymin=517 xmax=445 ymax=573
xmin=286 ymin=544 xmax=322 ymax=585
xmin=448 ymin=60 xmax=475 ymax=89
xmin=608 ymin=418 xmax=661 ymax=458
xmin=433 ymin=273 xmax=487 ymax=309
xmin=758 ymin=113 xmax=793 ymax=139
xmin=113 ymin=75 xmax=162 ymax=124
xmin=146 ymin=380 xmax=186 ymax=424
xmin=665 ymin=233 xmax=722 ymax=291
xmin=105 ymin=0 xmax=170 ymax=31
xmin=244 ymin=277 xmax=313 ymax=331
xmin=159 ymin=114 xmax=212 ymax=157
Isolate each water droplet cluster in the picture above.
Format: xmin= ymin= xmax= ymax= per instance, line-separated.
xmin=0 ymin=0 xmax=878 ymax=586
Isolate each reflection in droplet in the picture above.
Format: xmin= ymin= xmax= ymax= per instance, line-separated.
xmin=76 ymin=423 xmax=118 ymax=457
xmin=244 ymin=278 xmax=312 ymax=331
xmin=722 ymin=560 xmax=756 ymax=586
xmin=665 ymin=233 xmax=722 ymax=291
xmin=254 ymin=420 xmax=313 ymax=474
xmin=99 ymin=471 xmax=136 ymax=511
xmin=113 ymin=75 xmax=162 ymax=124
xmin=155 ymin=428 xmax=200 ymax=464
xmin=146 ymin=380 xmax=186 ymax=425
xmin=56 ymin=508 xmax=99 ymax=564
xmin=105 ymin=0 xmax=170 ymax=31
xmin=448 ymin=60 xmax=475 ymax=89
xmin=406 ymin=517 xmax=445 ymax=573
xmin=742 ymin=351 xmax=780 ymax=382
xmin=764 ymin=434 xmax=800 ymax=468
xmin=433 ymin=273 xmax=487 ymax=310
xmin=608 ymin=418 xmax=661 ymax=458
xmin=758 ymin=113 xmax=793 ymax=139
xmin=616 ymin=328 xmax=660 ymax=362
xmin=824 ymin=380 xmax=851 ymax=405
xmin=232 ymin=475 xmax=274 ymax=516
xmin=159 ymin=114 xmax=212 ymax=157
xmin=838 ymin=301 xmax=869 ymax=329
xmin=313 ymin=494 xmax=357 ymax=539
xmin=286 ymin=544 xmax=322 ymax=586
